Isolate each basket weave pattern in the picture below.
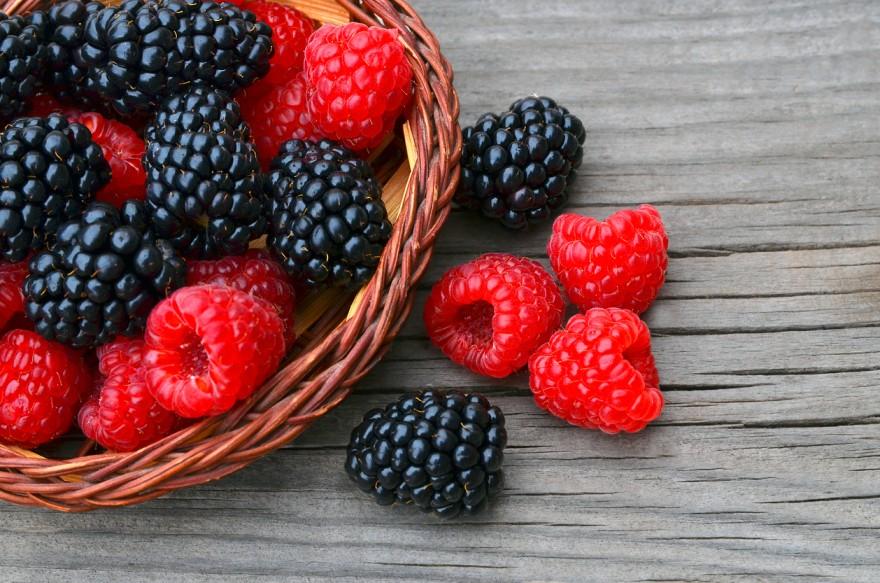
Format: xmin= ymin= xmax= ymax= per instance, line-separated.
xmin=0 ymin=0 xmax=460 ymax=511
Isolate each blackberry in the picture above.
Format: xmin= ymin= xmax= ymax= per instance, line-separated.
xmin=144 ymin=86 xmax=267 ymax=258
xmin=457 ymin=96 xmax=586 ymax=230
xmin=78 ymin=0 xmax=273 ymax=115
xmin=0 ymin=11 xmax=47 ymax=118
xmin=267 ymin=139 xmax=392 ymax=288
xmin=0 ymin=114 xmax=110 ymax=262
xmin=39 ymin=0 xmax=103 ymax=105
xmin=346 ymin=390 xmax=507 ymax=519
xmin=24 ymin=201 xmax=186 ymax=348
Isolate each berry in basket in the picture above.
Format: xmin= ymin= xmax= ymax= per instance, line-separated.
xmin=346 ymin=390 xmax=507 ymax=518
xmin=0 ymin=12 xmax=46 ymax=118
xmin=457 ymin=97 xmax=586 ymax=230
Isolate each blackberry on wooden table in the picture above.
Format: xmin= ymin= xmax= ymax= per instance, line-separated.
xmin=0 ymin=114 xmax=109 ymax=262
xmin=346 ymin=390 xmax=507 ymax=519
xmin=143 ymin=86 xmax=267 ymax=258
xmin=267 ymin=139 xmax=392 ymax=288
xmin=457 ymin=96 xmax=586 ymax=230
xmin=23 ymin=201 xmax=186 ymax=348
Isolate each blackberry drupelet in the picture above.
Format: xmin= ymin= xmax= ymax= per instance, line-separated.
xmin=0 ymin=114 xmax=110 ymax=262
xmin=37 ymin=0 xmax=103 ymax=105
xmin=346 ymin=390 xmax=507 ymax=519
xmin=267 ymin=139 xmax=392 ymax=288
xmin=0 ymin=12 xmax=47 ymax=117
xmin=143 ymin=87 xmax=267 ymax=258
xmin=77 ymin=0 xmax=273 ymax=115
xmin=457 ymin=96 xmax=586 ymax=230
xmin=24 ymin=201 xmax=186 ymax=348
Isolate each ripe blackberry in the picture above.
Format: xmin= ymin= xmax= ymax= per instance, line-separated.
xmin=0 ymin=114 xmax=110 ymax=262
xmin=346 ymin=390 xmax=507 ymax=519
xmin=267 ymin=139 xmax=392 ymax=288
xmin=23 ymin=201 xmax=186 ymax=348
xmin=457 ymin=96 xmax=586 ymax=230
xmin=0 ymin=12 xmax=46 ymax=118
xmin=77 ymin=0 xmax=273 ymax=115
xmin=144 ymin=87 xmax=267 ymax=258
xmin=39 ymin=0 xmax=103 ymax=105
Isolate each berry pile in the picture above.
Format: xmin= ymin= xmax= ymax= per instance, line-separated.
xmin=0 ymin=1 xmax=413 ymax=452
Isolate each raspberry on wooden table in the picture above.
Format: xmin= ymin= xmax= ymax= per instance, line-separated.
xmin=424 ymin=253 xmax=565 ymax=379
xmin=143 ymin=285 xmax=286 ymax=418
xmin=187 ymin=250 xmax=297 ymax=346
xmin=78 ymin=337 xmax=179 ymax=452
xmin=0 ymin=260 xmax=28 ymax=333
xmin=304 ymin=22 xmax=413 ymax=152
xmin=0 ymin=330 xmax=92 ymax=447
xmin=528 ymin=308 xmax=663 ymax=434
xmin=548 ymin=204 xmax=669 ymax=314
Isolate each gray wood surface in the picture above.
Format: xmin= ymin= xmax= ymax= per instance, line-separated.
xmin=2 ymin=0 xmax=879 ymax=581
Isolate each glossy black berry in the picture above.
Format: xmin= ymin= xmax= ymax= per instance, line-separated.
xmin=457 ymin=96 xmax=586 ymax=229
xmin=346 ymin=390 xmax=506 ymax=519
xmin=23 ymin=201 xmax=186 ymax=348
xmin=0 ymin=11 xmax=46 ymax=117
xmin=267 ymin=139 xmax=392 ymax=288
xmin=143 ymin=87 xmax=266 ymax=258
xmin=74 ymin=0 xmax=274 ymax=115
xmin=0 ymin=114 xmax=109 ymax=262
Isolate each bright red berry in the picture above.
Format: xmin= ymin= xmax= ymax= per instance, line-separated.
xmin=69 ymin=112 xmax=146 ymax=208
xmin=304 ymin=22 xmax=413 ymax=152
xmin=78 ymin=337 xmax=179 ymax=452
xmin=186 ymin=250 xmax=297 ymax=345
xmin=528 ymin=308 xmax=663 ymax=434
xmin=247 ymin=0 xmax=314 ymax=86
xmin=144 ymin=285 xmax=286 ymax=418
xmin=239 ymin=73 xmax=320 ymax=169
xmin=0 ymin=330 xmax=92 ymax=447
xmin=424 ymin=253 xmax=564 ymax=379
xmin=548 ymin=205 xmax=669 ymax=314
xmin=0 ymin=260 xmax=28 ymax=333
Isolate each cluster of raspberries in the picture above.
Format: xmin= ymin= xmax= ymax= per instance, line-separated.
xmin=0 ymin=0 xmax=415 ymax=452
xmin=424 ymin=205 xmax=669 ymax=434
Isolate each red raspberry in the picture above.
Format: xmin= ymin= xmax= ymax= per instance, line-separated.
xmin=528 ymin=308 xmax=663 ymax=434
xmin=247 ymin=0 xmax=314 ymax=86
xmin=68 ymin=112 xmax=146 ymax=208
xmin=548 ymin=205 xmax=669 ymax=314
xmin=424 ymin=253 xmax=564 ymax=379
xmin=304 ymin=23 xmax=413 ymax=152
xmin=144 ymin=285 xmax=286 ymax=418
xmin=239 ymin=73 xmax=320 ymax=169
xmin=0 ymin=260 xmax=28 ymax=333
xmin=186 ymin=250 xmax=297 ymax=345
xmin=78 ymin=338 xmax=179 ymax=452
xmin=0 ymin=330 xmax=92 ymax=447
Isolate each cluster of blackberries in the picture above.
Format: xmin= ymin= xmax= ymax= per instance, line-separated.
xmin=346 ymin=390 xmax=507 ymax=519
xmin=458 ymin=96 xmax=586 ymax=229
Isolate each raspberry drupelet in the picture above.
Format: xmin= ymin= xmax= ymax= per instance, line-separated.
xmin=424 ymin=253 xmax=564 ymax=378
xmin=528 ymin=308 xmax=664 ymax=434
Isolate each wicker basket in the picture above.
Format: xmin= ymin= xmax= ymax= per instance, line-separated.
xmin=0 ymin=0 xmax=460 ymax=511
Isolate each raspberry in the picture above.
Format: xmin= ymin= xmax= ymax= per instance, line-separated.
xmin=25 ymin=92 xmax=81 ymax=117
xmin=247 ymin=0 xmax=314 ymax=86
xmin=78 ymin=337 xmax=179 ymax=452
xmin=304 ymin=23 xmax=413 ymax=152
xmin=239 ymin=73 xmax=319 ymax=169
xmin=0 ymin=329 xmax=92 ymax=447
xmin=528 ymin=308 xmax=663 ymax=434
xmin=424 ymin=253 xmax=564 ymax=379
xmin=548 ymin=205 xmax=669 ymax=314
xmin=0 ymin=260 xmax=28 ymax=333
xmin=70 ymin=112 xmax=146 ymax=208
xmin=187 ymin=250 xmax=297 ymax=345
xmin=144 ymin=285 xmax=286 ymax=418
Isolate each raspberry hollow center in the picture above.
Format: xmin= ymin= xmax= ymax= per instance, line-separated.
xmin=457 ymin=301 xmax=495 ymax=347
xmin=180 ymin=335 xmax=210 ymax=379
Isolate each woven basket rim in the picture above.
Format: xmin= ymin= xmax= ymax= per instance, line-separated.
xmin=0 ymin=0 xmax=461 ymax=511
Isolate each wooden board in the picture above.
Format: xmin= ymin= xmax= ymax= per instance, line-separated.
xmin=1 ymin=0 xmax=878 ymax=581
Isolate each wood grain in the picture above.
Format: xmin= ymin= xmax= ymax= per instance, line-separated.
xmin=1 ymin=0 xmax=878 ymax=581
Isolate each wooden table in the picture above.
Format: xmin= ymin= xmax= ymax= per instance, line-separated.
xmin=2 ymin=1 xmax=878 ymax=581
